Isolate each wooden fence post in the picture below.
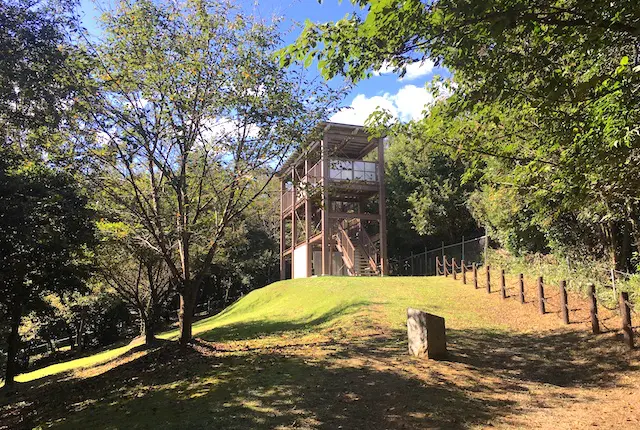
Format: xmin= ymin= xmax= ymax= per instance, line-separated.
xmin=486 ymin=265 xmax=491 ymax=293
xmin=519 ymin=273 xmax=525 ymax=304
xmin=473 ymin=263 xmax=478 ymax=289
xmin=444 ymin=256 xmax=448 ymax=277
xmin=560 ymin=280 xmax=569 ymax=324
xmin=452 ymin=258 xmax=457 ymax=280
xmin=461 ymin=260 xmax=466 ymax=284
xmin=588 ymin=283 xmax=600 ymax=334
xmin=435 ymin=256 xmax=440 ymax=276
xmin=538 ymin=276 xmax=545 ymax=314
xmin=619 ymin=291 xmax=634 ymax=349
xmin=500 ymin=269 xmax=506 ymax=299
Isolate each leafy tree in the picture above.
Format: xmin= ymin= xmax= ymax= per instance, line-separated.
xmin=0 ymin=0 xmax=94 ymax=169
xmin=97 ymin=221 xmax=173 ymax=345
xmin=285 ymin=0 xmax=640 ymax=270
xmin=45 ymin=284 xmax=127 ymax=351
xmin=0 ymin=149 xmax=95 ymax=386
xmin=85 ymin=0 xmax=341 ymax=345
xmin=0 ymin=0 xmax=96 ymax=387
xmin=387 ymin=131 xmax=479 ymax=242
xmin=200 ymin=179 xmax=281 ymax=306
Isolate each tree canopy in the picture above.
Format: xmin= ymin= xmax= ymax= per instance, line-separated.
xmin=286 ymin=0 xmax=640 ymax=269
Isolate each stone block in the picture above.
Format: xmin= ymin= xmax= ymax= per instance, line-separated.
xmin=407 ymin=308 xmax=447 ymax=359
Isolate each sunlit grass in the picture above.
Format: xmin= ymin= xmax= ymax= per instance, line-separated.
xmin=14 ymin=344 xmax=138 ymax=383
xmin=12 ymin=276 xmax=503 ymax=384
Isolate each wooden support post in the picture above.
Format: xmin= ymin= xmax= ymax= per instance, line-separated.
xmin=473 ymin=263 xmax=478 ymax=289
xmin=291 ymin=168 xmax=297 ymax=275
xmin=443 ymin=256 xmax=449 ymax=277
xmin=589 ymin=283 xmax=600 ymax=334
xmin=461 ymin=260 xmax=466 ymax=284
xmin=321 ymin=137 xmax=330 ymax=275
xmin=619 ymin=291 xmax=634 ymax=349
xmin=305 ymin=159 xmax=312 ymax=277
xmin=452 ymin=258 xmax=457 ymax=280
xmin=279 ymin=178 xmax=285 ymax=280
xmin=486 ymin=265 xmax=491 ymax=293
xmin=538 ymin=276 xmax=545 ymax=314
xmin=518 ymin=273 xmax=525 ymax=304
xmin=500 ymin=269 xmax=506 ymax=299
xmin=560 ymin=280 xmax=569 ymax=324
xmin=377 ymin=137 xmax=388 ymax=276
xmin=435 ymin=256 xmax=440 ymax=276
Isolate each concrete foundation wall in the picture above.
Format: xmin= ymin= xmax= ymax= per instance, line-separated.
xmin=293 ymin=245 xmax=308 ymax=279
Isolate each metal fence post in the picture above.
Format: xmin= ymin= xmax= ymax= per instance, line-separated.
xmin=411 ymin=253 xmax=415 ymax=276
xmin=483 ymin=230 xmax=488 ymax=264
xmin=425 ymin=247 xmax=428 ymax=276
xmin=461 ymin=235 xmax=465 ymax=261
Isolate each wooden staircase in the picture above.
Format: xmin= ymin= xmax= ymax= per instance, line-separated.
xmin=334 ymin=222 xmax=380 ymax=276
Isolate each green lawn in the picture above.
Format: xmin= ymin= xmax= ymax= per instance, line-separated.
xmin=4 ymin=276 xmax=638 ymax=429
xmin=14 ymin=276 xmax=501 ymax=384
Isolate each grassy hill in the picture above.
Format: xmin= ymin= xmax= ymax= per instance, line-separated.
xmin=2 ymin=276 xmax=640 ymax=429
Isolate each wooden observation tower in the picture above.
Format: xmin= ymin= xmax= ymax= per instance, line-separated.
xmin=278 ymin=122 xmax=388 ymax=279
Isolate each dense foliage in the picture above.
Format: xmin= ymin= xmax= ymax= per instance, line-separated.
xmin=84 ymin=0 xmax=340 ymax=345
xmin=0 ymin=148 xmax=95 ymax=385
xmin=0 ymin=0 xmax=333 ymax=385
xmin=286 ymin=0 xmax=640 ymax=271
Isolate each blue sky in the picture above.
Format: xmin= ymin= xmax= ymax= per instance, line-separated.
xmin=78 ymin=0 xmax=446 ymax=126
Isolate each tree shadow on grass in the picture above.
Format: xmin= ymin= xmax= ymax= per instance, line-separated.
xmin=4 ymin=341 xmax=510 ymax=430
xmin=342 ymin=326 xmax=639 ymax=389
xmin=4 ymin=311 xmax=640 ymax=429
xmin=445 ymin=328 xmax=639 ymax=388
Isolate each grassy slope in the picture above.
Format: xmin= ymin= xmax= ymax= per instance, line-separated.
xmin=4 ymin=276 xmax=640 ymax=429
xmin=15 ymin=276 xmax=503 ymax=383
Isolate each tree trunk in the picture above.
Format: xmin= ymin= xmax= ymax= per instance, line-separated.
xmin=75 ymin=319 xmax=85 ymax=352
xmin=178 ymin=282 xmax=197 ymax=346
xmin=144 ymin=319 xmax=156 ymax=345
xmin=68 ymin=326 xmax=76 ymax=351
xmin=142 ymin=305 xmax=157 ymax=346
xmin=4 ymin=304 xmax=23 ymax=387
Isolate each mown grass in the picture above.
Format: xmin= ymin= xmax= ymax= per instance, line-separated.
xmin=15 ymin=276 xmax=500 ymax=384
xmin=3 ymin=276 xmax=638 ymax=429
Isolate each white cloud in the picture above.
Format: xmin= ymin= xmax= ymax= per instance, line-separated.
xmin=330 ymin=83 xmax=448 ymax=125
xmin=329 ymin=93 xmax=398 ymax=126
xmin=373 ymin=59 xmax=435 ymax=81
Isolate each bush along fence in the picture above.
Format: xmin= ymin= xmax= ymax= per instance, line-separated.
xmin=392 ymin=235 xmax=488 ymax=276
xmin=435 ymin=257 xmax=637 ymax=350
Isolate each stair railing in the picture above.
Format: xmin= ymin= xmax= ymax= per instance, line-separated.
xmin=358 ymin=228 xmax=380 ymax=274
xmin=335 ymin=223 xmax=356 ymax=275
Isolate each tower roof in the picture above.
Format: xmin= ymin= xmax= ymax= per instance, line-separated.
xmin=277 ymin=121 xmax=379 ymax=176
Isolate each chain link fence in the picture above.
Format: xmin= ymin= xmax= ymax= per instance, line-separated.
xmin=391 ymin=235 xmax=488 ymax=276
